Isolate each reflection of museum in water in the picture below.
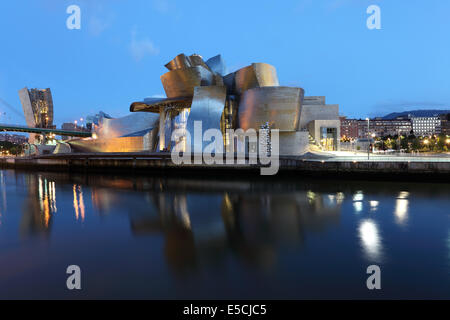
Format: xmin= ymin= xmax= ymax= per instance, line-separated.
xmin=16 ymin=172 xmax=343 ymax=272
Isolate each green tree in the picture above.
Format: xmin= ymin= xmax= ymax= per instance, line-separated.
xmin=437 ymin=134 xmax=446 ymax=151
xmin=400 ymin=137 xmax=409 ymax=150
xmin=0 ymin=141 xmax=24 ymax=156
xmin=411 ymin=138 xmax=421 ymax=151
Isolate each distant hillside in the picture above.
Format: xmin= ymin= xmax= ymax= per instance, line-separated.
xmin=382 ymin=109 xmax=450 ymax=119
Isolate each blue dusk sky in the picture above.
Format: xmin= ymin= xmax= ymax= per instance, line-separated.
xmin=0 ymin=0 xmax=449 ymax=126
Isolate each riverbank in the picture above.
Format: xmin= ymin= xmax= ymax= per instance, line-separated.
xmin=1 ymin=152 xmax=450 ymax=181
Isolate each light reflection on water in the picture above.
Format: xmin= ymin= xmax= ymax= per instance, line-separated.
xmin=359 ymin=219 xmax=382 ymax=262
xmin=73 ymin=184 xmax=85 ymax=222
xmin=369 ymin=201 xmax=379 ymax=211
xmin=0 ymin=169 xmax=449 ymax=299
xmin=394 ymin=192 xmax=409 ymax=226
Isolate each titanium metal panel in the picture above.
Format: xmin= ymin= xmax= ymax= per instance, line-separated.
xmin=161 ymin=66 xmax=215 ymax=98
xmin=165 ymin=53 xmax=191 ymax=70
xmin=96 ymin=112 xmax=159 ymax=138
xmin=68 ymin=136 xmax=145 ymax=153
xmin=165 ymin=53 xmax=211 ymax=71
xmin=188 ymin=54 xmax=211 ymax=71
xmin=223 ymin=72 xmax=236 ymax=95
xmin=238 ymin=86 xmax=304 ymax=131
xmin=185 ymin=86 xmax=227 ymax=152
xmin=205 ymin=54 xmax=227 ymax=76
xmin=234 ymin=63 xmax=279 ymax=95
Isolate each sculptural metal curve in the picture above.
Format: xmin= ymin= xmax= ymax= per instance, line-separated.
xmin=129 ymin=53 xmax=305 ymax=153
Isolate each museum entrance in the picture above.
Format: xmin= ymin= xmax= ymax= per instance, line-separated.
xmin=320 ymin=127 xmax=337 ymax=151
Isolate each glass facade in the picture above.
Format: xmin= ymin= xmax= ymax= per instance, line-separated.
xmin=321 ymin=127 xmax=337 ymax=151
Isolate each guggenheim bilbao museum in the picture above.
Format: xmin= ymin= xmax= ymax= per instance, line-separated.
xmin=32 ymin=53 xmax=341 ymax=155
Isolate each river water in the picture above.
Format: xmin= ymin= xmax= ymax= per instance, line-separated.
xmin=0 ymin=169 xmax=448 ymax=299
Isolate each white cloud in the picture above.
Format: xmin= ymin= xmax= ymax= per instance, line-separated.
xmin=151 ymin=0 xmax=182 ymax=19
xmin=129 ymin=28 xmax=160 ymax=62
xmin=152 ymin=0 xmax=170 ymax=14
xmin=88 ymin=14 xmax=113 ymax=36
xmin=84 ymin=2 xmax=116 ymax=36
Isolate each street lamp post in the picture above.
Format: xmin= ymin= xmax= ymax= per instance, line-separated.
xmin=366 ymin=118 xmax=370 ymax=160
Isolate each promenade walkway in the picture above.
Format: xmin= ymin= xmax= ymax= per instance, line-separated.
xmin=309 ymin=151 xmax=450 ymax=162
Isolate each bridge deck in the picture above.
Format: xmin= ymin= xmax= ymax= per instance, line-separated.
xmin=0 ymin=123 xmax=91 ymax=137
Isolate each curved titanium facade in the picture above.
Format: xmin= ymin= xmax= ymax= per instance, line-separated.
xmin=96 ymin=112 xmax=159 ymax=138
xmin=188 ymin=54 xmax=211 ymax=71
xmin=165 ymin=53 xmax=211 ymax=71
xmin=185 ymin=86 xmax=227 ymax=152
xmin=127 ymin=52 xmax=339 ymax=155
xmin=206 ymin=54 xmax=227 ymax=76
xmin=238 ymin=86 xmax=304 ymax=131
xmin=161 ymin=66 xmax=216 ymax=98
xmin=68 ymin=136 xmax=147 ymax=153
xmin=164 ymin=53 xmax=191 ymax=71
xmin=234 ymin=63 xmax=279 ymax=95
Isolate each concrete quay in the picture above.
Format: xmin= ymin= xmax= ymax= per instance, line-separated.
xmin=1 ymin=152 xmax=450 ymax=181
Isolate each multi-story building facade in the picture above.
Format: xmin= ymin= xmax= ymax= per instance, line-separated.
xmin=341 ymin=113 xmax=447 ymax=139
xmin=439 ymin=113 xmax=450 ymax=135
xmin=18 ymin=87 xmax=55 ymax=143
xmin=410 ymin=116 xmax=441 ymax=136
xmin=0 ymin=134 xmax=28 ymax=144
xmin=341 ymin=117 xmax=412 ymax=139
xmin=340 ymin=116 xmax=358 ymax=139
xmin=358 ymin=117 xmax=412 ymax=138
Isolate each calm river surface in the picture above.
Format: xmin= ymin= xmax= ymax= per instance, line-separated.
xmin=0 ymin=169 xmax=448 ymax=299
